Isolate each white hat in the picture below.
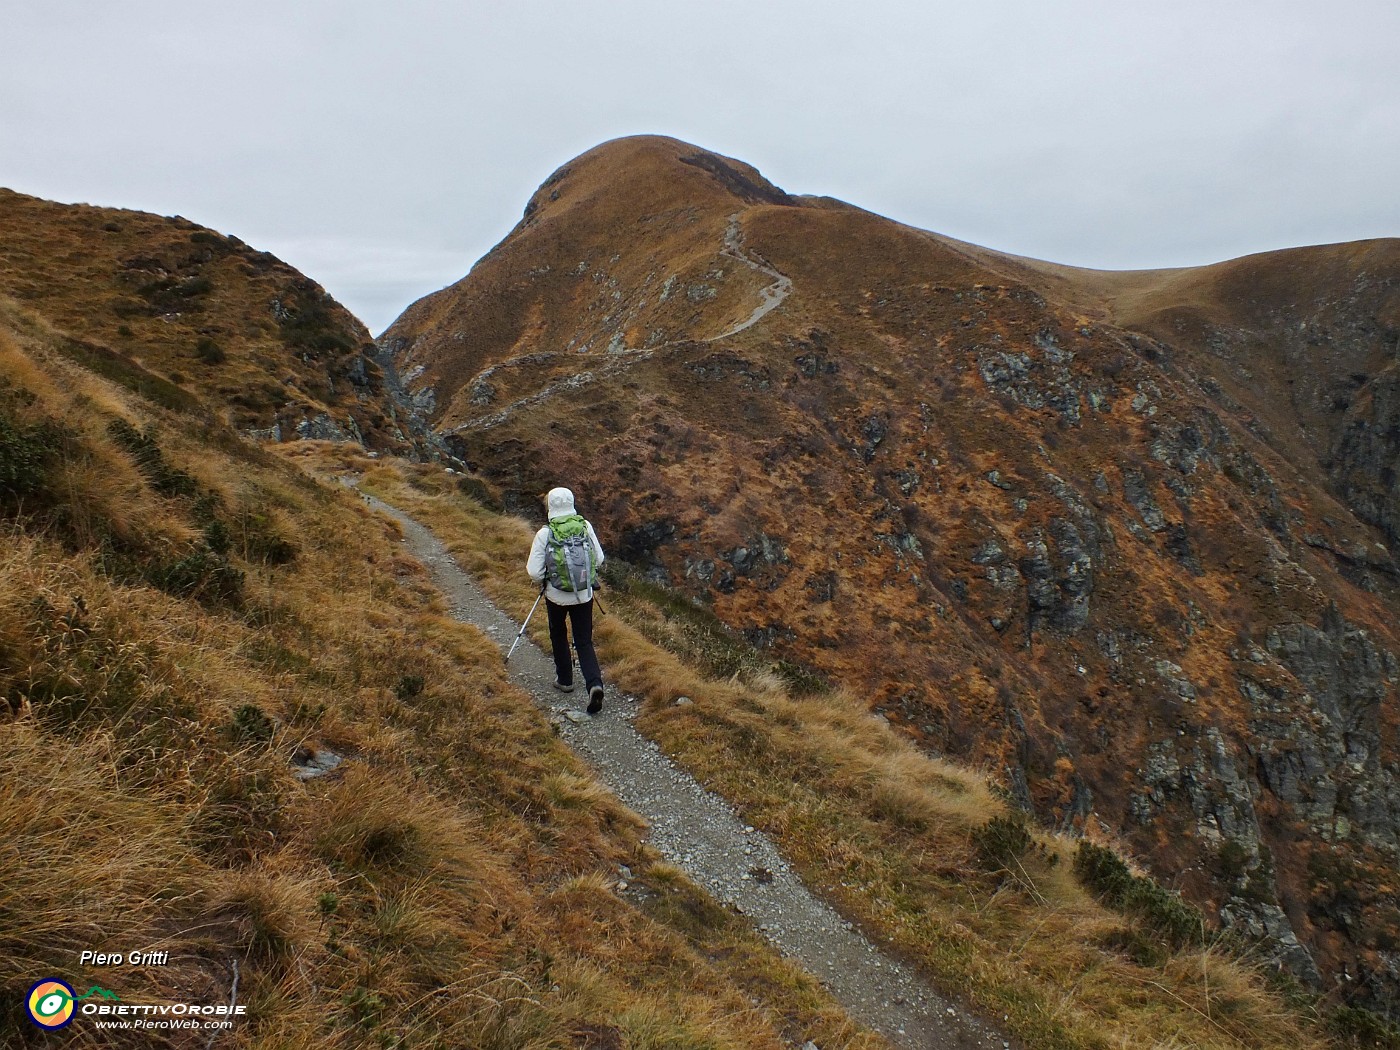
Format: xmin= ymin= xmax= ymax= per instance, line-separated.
xmin=546 ymin=487 xmax=576 ymax=520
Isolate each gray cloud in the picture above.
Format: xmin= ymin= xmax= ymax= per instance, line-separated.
xmin=4 ymin=0 xmax=1397 ymax=333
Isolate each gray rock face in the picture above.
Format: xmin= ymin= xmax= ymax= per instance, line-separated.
xmin=1137 ymin=728 xmax=1264 ymax=845
xmin=976 ymin=344 xmax=1084 ymax=425
xmin=1247 ymin=607 xmax=1400 ymax=852
xmin=1219 ymin=899 xmax=1322 ymax=984
xmin=344 ymin=354 xmax=371 ymax=387
xmin=1017 ymin=517 xmax=1095 ymax=637
xmin=1123 ymin=469 xmax=1167 ymax=533
xmin=1020 ymin=532 xmax=1058 ymax=637
xmin=890 ymin=468 xmax=920 ymax=496
xmin=294 ymin=412 xmax=354 ymax=442
xmin=970 ymin=539 xmax=1006 ymax=567
xmin=1132 ymin=719 xmax=1330 ymax=989
xmin=245 ymin=422 xmax=282 ymax=443
xmin=469 ymin=377 xmax=496 ymax=405
xmin=1332 ymin=368 xmax=1400 ymax=550
xmin=1148 ymin=411 xmax=1229 ymax=477
xmin=618 ymin=518 xmax=678 ymax=569
xmin=1153 ymin=659 xmax=1197 ymax=702
xmin=1048 ymin=518 xmax=1094 ymax=632
xmin=685 ymin=557 xmax=716 ymax=584
xmin=1202 ymin=605 xmax=1400 ymax=1008
xmin=971 ymin=538 xmax=1019 ymax=630
xmin=859 ymin=415 xmax=886 ymax=461
xmin=726 ymin=533 xmax=789 ymax=576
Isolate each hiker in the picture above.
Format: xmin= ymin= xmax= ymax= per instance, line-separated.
xmin=526 ymin=486 xmax=607 ymax=713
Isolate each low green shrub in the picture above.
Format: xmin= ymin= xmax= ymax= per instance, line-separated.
xmin=146 ymin=546 xmax=244 ymax=605
xmin=106 ymin=418 xmax=198 ymax=498
xmin=230 ymin=506 xmax=297 ymax=565
xmin=394 ymin=675 xmax=426 ymax=701
xmin=231 ymin=704 xmax=276 ymax=746
xmin=0 ymin=411 xmax=63 ymax=503
xmin=277 ymin=280 xmax=356 ymax=357
xmin=55 ymin=338 xmax=199 ymax=412
xmin=1327 ymin=1005 xmax=1400 ymax=1049
xmin=1074 ymin=841 xmax=1205 ymax=949
xmin=972 ymin=814 xmax=1033 ymax=875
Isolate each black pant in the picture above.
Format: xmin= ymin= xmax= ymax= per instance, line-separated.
xmin=546 ymin=598 xmax=602 ymax=690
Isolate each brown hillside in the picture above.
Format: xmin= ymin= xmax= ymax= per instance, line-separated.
xmin=0 ymin=314 xmax=888 ymax=1048
xmin=384 ymin=135 xmax=1400 ymax=1016
xmin=974 ymin=239 xmax=1400 ymax=547
xmin=1107 ymin=242 xmax=1400 ymax=551
xmin=0 ymin=187 xmax=424 ymax=451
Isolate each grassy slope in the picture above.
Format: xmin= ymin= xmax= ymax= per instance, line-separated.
xmin=0 ymin=318 xmax=883 ymax=1049
xmin=380 ymin=138 xmax=1400 ymax=1010
xmin=342 ymin=456 xmax=1369 ymax=1050
xmin=0 ymin=188 xmax=412 ymax=451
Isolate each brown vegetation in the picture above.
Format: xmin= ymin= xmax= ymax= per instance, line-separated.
xmin=345 ymin=453 xmax=1342 ymax=1050
xmin=384 ymin=135 xmax=1400 ymax=1025
xmin=0 ymin=316 xmax=879 ymax=1048
xmin=0 ymin=188 xmax=412 ymax=451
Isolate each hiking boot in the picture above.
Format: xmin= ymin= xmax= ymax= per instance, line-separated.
xmin=553 ymin=678 xmax=574 ymax=693
xmin=587 ymin=686 xmax=604 ymax=715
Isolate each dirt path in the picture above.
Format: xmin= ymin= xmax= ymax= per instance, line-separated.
xmin=714 ymin=212 xmax=793 ymax=339
xmin=449 ymin=210 xmax=793 ymax=433
xmin=360 ymin=490 xmax=1014 ymax=1050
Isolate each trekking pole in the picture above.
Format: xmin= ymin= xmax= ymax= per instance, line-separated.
xmin=506 ymin=584 xmax=546 ymax=664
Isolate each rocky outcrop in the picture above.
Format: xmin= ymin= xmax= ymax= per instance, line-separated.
xmin=1332 ymin=367 xmax=1400 ymax=550
xmin=1250 ymin=607 xmax=1400 ymax=851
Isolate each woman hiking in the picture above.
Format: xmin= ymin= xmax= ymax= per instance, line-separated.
xmin=526 ymin=486 xmax=607 ymax=714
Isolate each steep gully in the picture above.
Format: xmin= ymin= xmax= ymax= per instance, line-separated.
xmin=352 ymin=487 xmax=1015 ymax=1050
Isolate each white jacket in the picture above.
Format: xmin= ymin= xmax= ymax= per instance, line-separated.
xmin=527 ymin=518 xmax=605 ymax=605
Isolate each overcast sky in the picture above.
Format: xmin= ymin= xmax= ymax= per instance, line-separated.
xmin=4 ymin=1 xmax=1398 ymax=334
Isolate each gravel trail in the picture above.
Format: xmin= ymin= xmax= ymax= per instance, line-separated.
xmin=714 ymin=212 xmax=794 ymax=339
xmin=364 ymin=491 xmax=1014 ymax=1050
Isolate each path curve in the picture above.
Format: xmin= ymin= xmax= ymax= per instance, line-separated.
xmin=714 ymin=212 xmax=794 ymax=340
xmin=451 ymin=210 xmax=794 ymax=433
xmin=362 ymin=489 xmax=1014 ymax=1050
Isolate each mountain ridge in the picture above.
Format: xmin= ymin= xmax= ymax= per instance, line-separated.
xmin=385 ymin=134 xmax=1400 ymax=1015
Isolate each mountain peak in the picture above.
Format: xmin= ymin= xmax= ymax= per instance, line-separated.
xmin=517 ymin=135 xmax=795 ymax=231
xmin=384 ymin=138 xmax=1400 ymax=1014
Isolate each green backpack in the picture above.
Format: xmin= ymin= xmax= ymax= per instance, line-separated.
xmin=545 ymin=514 xmax=597 ymax=592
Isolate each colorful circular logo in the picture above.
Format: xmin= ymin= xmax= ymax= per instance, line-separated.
xmin=27 ymin=979 xmax=76 ymax=1029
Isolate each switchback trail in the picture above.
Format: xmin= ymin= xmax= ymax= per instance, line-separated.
xmin=363 ymin=490 xmax=1014 ymax=1050
xmin=452 ymin=211 xmax=793 ymax=433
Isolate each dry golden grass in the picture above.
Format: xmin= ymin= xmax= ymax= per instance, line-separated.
xmin=347 ymin=454 xmax=1340 ymax=1050
xmin=0 ymin=189 xmax=410 ymax=450
xmin=1 ymin=324 xmax=884 ymax=1048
